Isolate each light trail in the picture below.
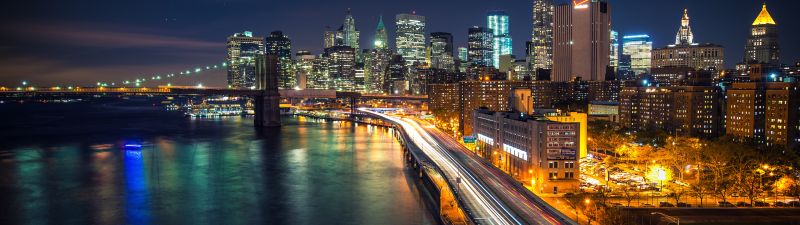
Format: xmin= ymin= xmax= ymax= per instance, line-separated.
xmin=361 ymin=108 xmax=522 ymax=225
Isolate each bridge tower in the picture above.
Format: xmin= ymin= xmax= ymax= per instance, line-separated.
xmin=254 ymin=54 xmax=281 ymax=127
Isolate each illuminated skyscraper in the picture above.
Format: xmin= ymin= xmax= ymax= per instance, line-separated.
xmin=622 ymin=34 xmax=652 ymax=76
xmin=396 ymin=13 xmax=426 ymax=67
xmin=430 ymin=32 xmax=455 ymax=71
xmin=294 ymin=51 xmax=314 ymax=90
xmin=325 ymin=46 xmax=356 ymax=91
xmin=652 ymin=9 xmax=724 ymax=71
xmin=265 ymin=31 xmax=295 ymax=89
xmin=374 ymin=15 xmax=388 ymax=49
xmin=610 ymin=30 xmax=619 ymax=72
xmin=531 ymin=0 xmax=554 ymax=70
xmin=338 ymin=9 xmax=360 ymax=50
xmin=744 ymin=3 xmax=779 ymax=66
xmin=227 ymin=31 xmax=264 ymax=88
xmin=675 ymin=9 xmax=694 ymax=45
xmin=553 ymin=0 xmax=611 ymax=81
xmin=323 ymin=27 xmax=336 ymax=49
xmin=487 ymin=11 xmax=512 ymax=68
xmin=468 ymin=26 xmax=494 ymax=68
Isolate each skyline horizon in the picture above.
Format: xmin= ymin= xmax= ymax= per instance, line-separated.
xmin=0 ymin=0 xmax=797 ymax=87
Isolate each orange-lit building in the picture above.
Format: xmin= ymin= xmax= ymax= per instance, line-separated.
xmin=473 ymin=108 xmax=580 ymax=194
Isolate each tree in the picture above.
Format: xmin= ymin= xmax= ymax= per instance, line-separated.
xmin=690 ymin=178 xmax=711 ymax=207
xmin=619 ymin=186 xmax=640 ymax=207
xmin=670 ymin=186 xmax=687 ymax=205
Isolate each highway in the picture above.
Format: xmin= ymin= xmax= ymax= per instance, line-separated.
xmin=361 ymin=109 xmax=575 ymax=225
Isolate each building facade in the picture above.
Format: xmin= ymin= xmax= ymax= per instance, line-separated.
xmin=430 ymin=32 xmax=455 ymax=71
xmin=226 ymin=31 xmax=264 ymax=88
xmin=620 ymin=86 xmax=723 ymax=138
xmin=622 ymin=34 xmax=653 ymax=76
xmin=531 ymin=0 xmax=554 ymax=71
xmin=324 ymin=46 xmax=356 ymax=91
xmin=553 ymin=1 xmax=611 ymax=81
xmin=468 ymin=26 xmax=494 ymax=68
xmin=265 ymin=31 xmax=295 ymax=89
xmin=396 ymin=13 xmax=426 ymax=67
xmin=744 ymin=3 xmax=779 ymax=66
xmin=727 ymin=82 xmax=798 ymax=147
xmin=473 ymin=109 xmax=580 ymax=194
xmin=488 ymin=11 xmax=512 ymax=69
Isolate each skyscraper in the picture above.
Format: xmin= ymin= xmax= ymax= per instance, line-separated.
xmin=487 ymin=11 xmax=512 ymax=69
xmin=325 ymin=46 xmax=356 ymax=91
xmin=265 ymin=31 xmax=295 ymax=89
xmin=675 ymin=9 xmax=694 ymax=45
xmin=744 ymin=3 xmax=779 ymax=66
xmin=364 ymin=49 xmax=392 ymax=93
xmin=430 ymin=32 xmax=455 ymax=71
xmin=467 ymin=26 xmax=494 ymax=68
xmin=396 ymin=13 xmax=426 ymax=67
xmin=622 ymin=34 xmax=652 ymax=76
xmin=227 ymin=31 xmax=264 ymax=88
xmin=553 ymin=0 xmax=612 ymax=81
xmin=610 ymin=30 xmax=619 ymax=72
xmin=294 ymin=51 xmax=314 ymax=90
xmin=338 ymin=9 xmax=360 ymax=50
xmin=652 ymin=9 xmax=724 ymax=71
xmin=374 ymin=15 xmax=388 ymax=49
xmin=532 ymin=0 xmax=554 ymax=70
xmin=323 ymin=27 xmax=336 ymax=49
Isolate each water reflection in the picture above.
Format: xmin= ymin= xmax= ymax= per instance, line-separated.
xmin=124 ymin=150 xmax=150 ymax=225
xmin=0 ymin=102 xmax=437 ymax=225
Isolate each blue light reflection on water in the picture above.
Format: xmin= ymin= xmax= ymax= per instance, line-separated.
xmin=124 ymin=150 xmax=150 ymax=225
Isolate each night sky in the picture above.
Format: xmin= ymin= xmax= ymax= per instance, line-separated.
xmin=0 ymin=0 xmax=798 ymax=87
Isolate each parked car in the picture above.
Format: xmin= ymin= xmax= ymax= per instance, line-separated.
xmin=718 ymin=201 xmax=735 ymax=207
xmin=735 ymin=202 xmax=752 ymax=207
xmin=775 ymin=201 xmax=788 ymax=207
xmin=641 ymin=203 xmax=655 ymax=208
xmin=610 ymin=202 xmax=624 ymax=208
xmin=788 ymin=201 xmax=800 ymax=207
xmin=676 ymin=202 xmax=691 ymax=207
xmin=659 ymin=202 xmax=675 ymax=207
xmin=754 ymin=201 xmax=770 ymax=207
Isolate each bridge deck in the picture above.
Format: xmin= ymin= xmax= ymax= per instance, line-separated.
xmin=0 ymin=87 xmax=427 ymax=100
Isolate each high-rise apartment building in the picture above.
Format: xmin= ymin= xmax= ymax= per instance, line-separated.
xmin=553 ymin=0 xmax=611 ymax=81
xmin=265 ymin=31 xmax=295 ymax=89
xmin=744 ymin=3 xmax=779 ymax=66
xmin=488 ymin=11 xmax=512 ymax=69
xmin=531 ymin=0 xmax=554 ymax=71
xmin=467 ymin=26 xmax=494 ymax=68
xmin=727 ymin=82 xmax=798 ymax=147
xmin=396 ymin=13 xmax=426 ymax=67
xmin=619 ymin=86 xmax=723 ymax=138
xmin=622 ymin=34 xmax=652 ymax=76
xmin=227 ymin=31 xmax=264 ymax=88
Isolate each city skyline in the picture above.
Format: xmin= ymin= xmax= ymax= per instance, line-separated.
xmin=0 ymin=0 xmax=799 ymax=86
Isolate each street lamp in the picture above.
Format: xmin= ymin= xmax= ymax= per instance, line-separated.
xmin=651 ymin=212 xmax=679 ymax=225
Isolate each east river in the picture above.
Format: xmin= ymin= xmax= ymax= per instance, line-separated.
xmin=0 ymin=99 xmax=437 ymax=225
